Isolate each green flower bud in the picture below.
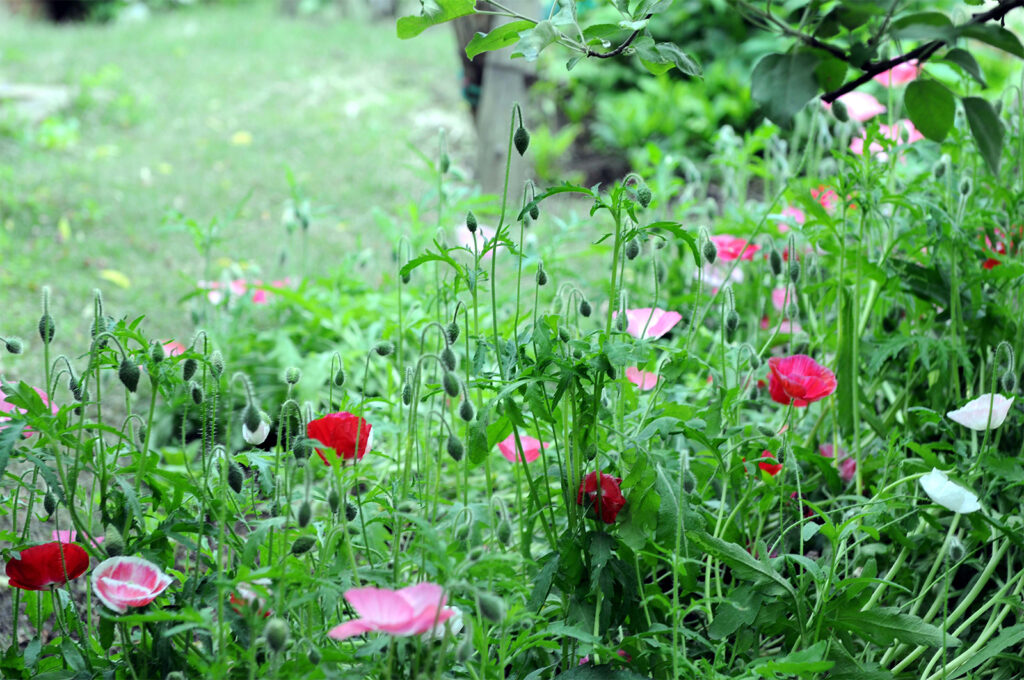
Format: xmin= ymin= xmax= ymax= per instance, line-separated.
xmin=557 ymin=327 xmax=570 ymax=343
xmin=769 ymin=248 xmax=783 ymax=277
xmin=536 ymin=264 xmax=548 ymax=286
xmin=104 ymin=525 xmax=125 ymax=556
xmin=189 ymin=381 xmax=204 ymax=405
xmin=137 ymin=425 xmax=146 ymax=446
xmin=513 ymin=126 xmax=530 ymax=156
xmin=447 ymin=434 xmax=464 ymax=461
xmin=182 ymin=358 xmax=198 ymax=382
xmin=150 ymin=341 xmax=165 ymax=364
xmin=440 ymin=152 xmax=450 ymax=175
xmin=290 ymin=536 xmax=316 ymax=555
xmin=43 ymin=492 xmax=57 ymax=516
xmin=297 ymin=501 xmax=312 ymax=528
xmin=328 ymin=489 xmax=341 ymax=514
xmin=39 ymin=314 xmax=55 ymax=344
xmin=458 ymin=400 xmax=475 ymax=422
xmin=579 ymin=299 xmax=592 ymax=317
xmin=307 ymin=645 xmax=321 ymax=666
xmin=283 ymin=367 xmax=301 ymax=385
xmin=333 ymin=365 xmax=346 ymax=387
xmin=264 ymin=617 xmax=289 ymax=653
xmin=615 ymin=313 xmax=627 ymax=332
xmin=293 ymin=437 xmax=312 ymax=460
xmin=528 ymin=203 xmax=540 ymax=221
xmin=466 ymin=210 xmax=478 ymax=234
xmin=228 ymin=462 xmax=244 ymax=494
xmin=725 ymin=310 xmax=740 ymax=334
xmin=345 ymin=502 xmax=358 ymax=522
xmin=959 ymin=177 xmax=973 ymax=197
xmin=446 ymin=322 xmax=461 ymax=345
xmin=4 ymin=338 xmax=23 ymax=354
xmin=1001 ymin=371 xmax=1018 ymax=395
xmin=402 ymin=380 xmax=413 ymax=406
xmin=789 ymin=260 xmax=801 ymax=284
xmin=443 ymin=371 xmax=461 ymax=398
xmin=209 ymin=350 xmax=225 ymax=379
xmin=401 ymin=271 xmax=411 ymax=284
xmin=476 ymin=592 xmax=506 ymax=623
xmin=118 ymin=357 xmax=141 ymax=393
xmin=637 ymin=184 xmax=653 ymax=208
xmin=441 ymin=346 xmax=457 ymax=371
xmin=703 ymin=239 xmax=718 ymax=265
xmin=242 ymin=404 xmax=261 ymax=432
xmin=68 ymin=375 xmax=83 ymax=401
xmin=467 ymin=546 xmax=485 ymax=561
xmin=496 ymin=519 xmax=512 ymax=544
xmin=625 ymin=238 xmax=640 ymax=260
xmin=373 ymin=341 xmax=395 ymax=357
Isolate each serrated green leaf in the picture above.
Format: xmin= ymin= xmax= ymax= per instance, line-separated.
xmin=397 ymin=0 xmax=476 ymax=39
xmin=834 ymin=606 xmax=961 ymax=647
xmin=465 ymin=20 xmax=535 ymax=60
xmin=963 ymin=96 xmax=1004 ymax=174
xmin=904 ymin=80 xmax=954 ymax=141
xmin=689 ymin=531 xmax=796 ymax=597
xmin=751 ymin=52 xmax=820 ymax=128
xmin=947 ymin=623 xmax=1024 ymax=679
xmin=0 ymin=422 xmax=24 ymax=479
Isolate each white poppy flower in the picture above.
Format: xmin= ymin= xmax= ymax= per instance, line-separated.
xmin=919 ymin=468 xmax=981 ymax=514
xmin=421 ymin=606 xmax=463 ymax=642
xmin=946 ymin=393 xmax=1014 ymax=431
xmin=242 ymin=419 xmax=270 ymax=446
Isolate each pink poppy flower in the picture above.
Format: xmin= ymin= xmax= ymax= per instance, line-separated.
xmin=51 ymin=530 xmax=104 ymax=549
xmin=497 ymin=433 xmax=550 ymax=463
xmin=0 ymin=385 xmax=59 ymax=437
xmin=873 ymin=61 xmax=920 ymax=87
xmin=819 ymin=444 xmax=856 ymax=484
xmin=811 ymin=185 xmax=839 ymax=213
xmin=760 ymin=316 xmax=801 ymax=334
xmin=162 ymin=341 xmax=187 ymax=357
xmin=91 ymin=556 xmax=174 ymax=613
xmin=770 ymin=288 xmax=789 ymax=312
xmin=710 ymin=235 xmax=760 ymax=261
xmin=946 ymin=394 xmax=1014 ymax=431
xmin=327 ymin=583 xmax=456 ymax=641
xmin=777 ymin=206 xmax=805 ymax=233
xmin=230 ymin=578 xmax=273 ymax=617
xmin=822 ymin=91 xmax=887 ymax=122
xmin=767 ymin=355 xmax=836 ymax=407
xmin=625 ymin=366 xmax=659 ymax=391
xmin=613 ymin=307 xmax=682 ymax=340
xmin=851 ymin=120 xmax=924 ymax=161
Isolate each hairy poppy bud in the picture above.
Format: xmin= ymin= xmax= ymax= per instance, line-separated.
xmin=189 ymin=381 xmax=204 ymax=405
xmin=458 ymin=400 xmax=475 ymax=422
xmin=959 ymin=177 xmax=973 ymax=197
xmin=830 ymin=99 xmax=849 ymax=123
xmin=326 ymin=489 xmax=341 ymax=514
xmin=4 ymin=337 xmax=23 ymax=354
xmin=769 ymin=248 xmax=783 ymax=277
xmin=454 ymin=523 xmax=470 ymax=542
xmin=345 ymin=502 xmax=358 ymax=522
xmin=182 ymin=358 xmax=198 ymax=381
xmin=536 ymin=264 xmax=548 ymax=286
xmin=995 ymin=341 xmax=1015 ymax=375
xmin=725 ymin=310 xmax=740 ymax=334
xmin=496 ymin=519 xmax=512 ymax=544
xmin=456 ymin=626 xmax=474 ymax=662
xmin=558 ymin=327 xmax=570 ymax=343
xmin=702 ymin=239 xmax=717 ymax=265
xmin=290 ymin=536 xmax=316 ymax=555
xmin=441 ymin=346 xmax=457 ymax=371
xmin=297 ymin=501 xmax=312 ymax=528
xmin=626 ymin=238 xmax=640 ymax=261
xmin=637 ymin=184 xmax=653 ymax=208
xmin=373 ymin=341 xmax=395 ymax=357
xmin=402 ymin=380 xmax=413 ymax=406
xmin=292 ymin=437 xmax=312 ymax=460
xmin=528 ymin=203 xmax=540 ymax=221
xmin=240 ymin=404 xmax=260 ymax=433
xmin=119 ymin=357 xmax=141 ymax=393
xmin=615 ymin=313 xmax=627 ymax=332
xmin=283 ymin=367 xmax=301 ymax=385
xmin=513 ymin=126 xmax=530 ymax=156
xmin=1001 ymin=371 xmax=1018 ymax=395
xmin=446 ymin=323 xmax=461 ymax=346
xmin=440 ymin=152 xmax=450 ymax=175
xmin=401 ymin=271 xmax=411 ymax=284
xmin=228 ymin=462 xmax=244 ymax=493
xmin=932 ymin=156 xmax=948 ymax=179
xmin=467 ymin=546 xmax=485 ymax=562
xmin=789 ymin=260 xmax=801 ymax=284
xmin=150 ymin=341 xmax=165 ymax=364
xmin=307 ymin=645 xmax=321 ymax=666
xmin=447 ymin=434 xmax=464 ymax=461
xmin=43 ymin=492 xmax=57 ymax=516
xmin=333 ymin=365 xmax=346 ymax=387
xmin=265 ymin=617 xmax=289 ymax=653
xmin=443 ymin=371 xmax=461 ymax=398
xmin=476 ymin=592 xmax=505 ymax=623
xmin=466 ymin=210 xmax=478 ymax=234
xmin=104 ymin=525 xmax=125 ymax=556
xmin=39 ymin=314 xmax=55 ymax=344
xmin=579 ymin=299 xmax=592 ymax=317
xmin=69 ymin=375 xmax=83 ymax=401
xmin=210 ymin=351 xmax=225 ymax=379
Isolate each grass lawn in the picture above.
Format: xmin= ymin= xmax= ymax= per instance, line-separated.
xmin=0 ymin=0 xmax=467 ymax=359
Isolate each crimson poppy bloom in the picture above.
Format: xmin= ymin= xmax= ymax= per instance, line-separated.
xmin=576 ymin=472 xmax=626 ymax=523
xmin=306 ymin=412 xmax=373 ymax=465
xmin=756 ymin=451 xmax=783 ymax=476
xmin=92 ymin=556 xmax=173 ymax=613
xmin=6 ymin=542 xmax=90 ymax=590
xmin=767 ymin=355 xmax=836 ymax=407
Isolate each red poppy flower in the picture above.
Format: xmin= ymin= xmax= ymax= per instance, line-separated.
xmin=756 ymin=451 xmax=783 ymax=476
xmin=306 ymin=412 xmax=373 ymax=465
xmin=576 ymin=472 xmax=626 ymax=523
xmin=6 ymin=542 xmax=90 ymax=590
xmin=767 ymin=355 xmax=836 ymax=407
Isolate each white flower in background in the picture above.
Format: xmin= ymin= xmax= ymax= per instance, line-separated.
xmin=946 ymin=393 xmax=1014 ymax=431
xmin=242 ymin=419 xmax=270 ymax=446
xmin=919 ymin=468 xmax=981 ymax=514
xmin=421 ymin=606 xmax=464 ymax=642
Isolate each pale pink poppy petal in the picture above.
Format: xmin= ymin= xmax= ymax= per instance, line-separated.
xmin=497 ymin=434 xmax=548 ymax=463
xmin=873 ymin=61 xmax=920 ymax=87
xmin=396 ymin=583 xmax=447 ymax=615
xmin=344 ymin=587 xmax=414 ymax=625
xmin=616 ymin=308 xmax=681 ymax=340
xmin=91 ymin=556 xmax=173 ymax=613
xmin=625 ymin=367 xmax=658 ymax=391
xmin=392 ymin=606 xmax=454 ymax=636
xmin=823 ymin=91 xmax=887 ymax=122
xmin=162 ymin=341 xmax=187 ymax=357
xmin=327 ymin=619 xmax=377 ymax=640
xmin=771 ymin=288 xmax=788 ymax=312
xmin=946 ymin=394 xmax=1014 ymax=431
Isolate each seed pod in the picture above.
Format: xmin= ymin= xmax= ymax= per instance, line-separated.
xmin=466 ymin=210 xmax=478 ymax=234
xmin=228 ymin=462 xmax=244 ymax=493
xmin=264 ymin=618 xmax=289 ymax=653
xmin=579 ymin=299 xmax=592 ymax=317
xmin=328 ymin=489 xmax=341 ymax=514
xmin=182 ymin=358 xmax=198 ymax=381
xmin=475 ymin=592 xmax=506 ymax=623
xmin=297 ymin=501 xmax=312 ymax=528
xmin=373 ymin=341 xmax=395 ymax=357
xmin=290 ymin=536 xmax=316 ymax=555
xmin=443 ymin=371 xmax=460 ymax=398
xmin=38 ymin=314 xmax=55 ymax=344
xmin=441 ymin=346 xmax=457 ymax=371
xmin=513 ymin=126 xmax=530 ymax=156
xmin=4 ymin=338 xmax=23 ymax=354
xmin=625 ymin=238 xmax=640 ymax=260
xmin=458 ymin=400 xmax=475 ymax=422
xmin=447 ymin=434 xmax=464 ymax=461
xmin=118 ymin=357 xmax=141 ymax=393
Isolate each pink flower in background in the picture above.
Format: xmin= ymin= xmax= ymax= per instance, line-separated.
xmin=710 ymin=235 xmax=760 ymax=261
xmin=777 ymin=206 xmax=805 ymax=233
xmin=822 ymin=91 xmax=887 ymax=122
xmin=51 ymin=530 xmax=104 ymax=549
xmin=580 ymin=650 xmax=632 ymax=665
xmin=162 ymin=341 xmax=187 ymax=357
xmin=768 ymin=355 xmax=836 ymax=407
xmin=820 ymin=444 xmax=856 ymax=484
xmin=198 ymin=278 xmax=290 ymax=305
xmin=614 ymin=307 xmax=682 ymax=339
xmin=873 ymin=61 xmax=920 ymax=87
xmin=456 ymin=224 xmax=497 ymax=261
xmin=625 ymin=367 xmax=659 ymax=391
xmin=811 ymin=185 xmax=839 ymax=212
xmin=497 ymin=433 xmax=550 ymax=463
xmin=92 ymin=556 xmax=174 ymax=613
xmin=0 ymin=385 xmax=58 ymax=437
xmin=328 ymin=583 xmax=456 ymax=641
xmin=771 ymin=288 xmax=789 ymax=312
xmin=851 ymin=120 xmax=925 ymax=161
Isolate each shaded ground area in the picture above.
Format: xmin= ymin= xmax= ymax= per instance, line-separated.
xmin=0 ymin=0 xmax=468 ymax=359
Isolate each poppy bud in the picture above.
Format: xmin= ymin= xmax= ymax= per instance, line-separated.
xmin=242 ymin=405 xmax=261 ymax=433
xmin=297 ymin=501 xmax=312 ymax=528
xmin=150 ymin=341 xmax=165 ymax=364
xmin=119 ymin=357 xmax=141 ymax=393
xmin=210 ymin=351 xmax=225 ymax=379
xmin=43 ymin=492 xmax=57 ymax=516
xmin=104 ymin=525 xmax=125 ymax=556
xmin=788 ymin=297 xmax=799 ymax=319
xmin=932 ymin=157 xmax=947 ymax=179
xmin=1000 ymin=371 xmax=1018 ymax=395
xmin=328 ymin=489 xmax=340 ymax=513
xmin=625 ymin=238 xmax=640 ymax=260
xmin=702 ymin=239 xmax=717 ymax=264
xmin=443 ymin=371 xmax=461 ymax=398
xmin=725 ymin=310 xmax=740 ymax=334
xmin=959 ymin=177 xmax=973 ymax=197
xmin=637 ymin=184 xmax=653 ymax=208
xmin=513 ymin=126 xmax=530 ymax=156
xmin=558 ymin=328 xmax=570 ymax=343
xmin=447 ymin=434 xmax=464 ymax=461
xmin=579 ymin=299 xmax=592 ymax=317
xmin=467 ymin=546 xmax=485 ymax=562
xmin=529 ymin=203 xmax=540 ymax=221
xmin=137 ymin=425 xmax=146 ymax=446
xmin=830 ymin=99 xmax=849 ymax=122
xmin=333 ymin=365 xmax=346 ymax=387
xmin=496 ymin=519 xmax=512 ymax=544
xmin=345 ymin=502 xmax=357 ymax=522
xmin=466 ymin=210 xmax=478 ymax=234
xmin=69 ymin=376 xmax=83 ymax=401
xmin=401 ymin=271 xmax=411 ymax=284
xmin=789 ymin=260 xmax=801 ymax=284
xmin=189 ymin=382 xmax=204 ymax=405
xmin=307 ymin=645 xmax=321 ymax=666
xmin=454 ymin=523 xmax=470 ymax=542
xmin=402 ymin=380 xmax=413 ymax=406
xmin=441 ymin=321 xmax=459 ymax=345
xmin=283 ymin=367 xmax=301 ymax=385
xmin=265 ymin=617 xmax=289 ymax=653
xmin=293 ymin=437 xmax=312 ymax=460
xmin=615 ymin=313 xmax=627 ymax=332
xmin=476 ymin=592 xmax=505 ymax=623
xmin=182 ymin=358 xmax=198 ymax=382
xmin=228 ymin=462 xmax=244 ymax=493
xmin=995 ymin=341 xmax=1015 ymax=375
xmin=458 ymin=400 xmax=475 ymax=422
xmin=39 ymin=314 xmax=55 ymax=344
xmin=290 ymin=536 xmax=316 ymax=555
xmin=947 ymin=535 xmax=966 ymax=563
xmin=440 ymin=153 xmax=450 ymax=175
xmin=682 ymin=469 xmax=697 ymax=494
xmin=441 ymin=346 xmax=457 ymax=371
xmin=373 ymin=341 xmax=395 ymax=357
xmin=769 ymin=248 xmax=783 ymax=277
xmin=656 ymin=260 xmax=666 ymax=283
xmin=5 ymin=337 xmax=23 ymax=354
xmin=536 ymin=264 xmax=548 ymax=286
xmin=456 ymin=634 xmax=474 ymax=662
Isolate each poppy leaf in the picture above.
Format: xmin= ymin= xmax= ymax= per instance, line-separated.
xmin=834 ymin=606 xmax=961 ymax=647
xmin=556 ymin=663 xmax=653 ymax=679
xmin=946 ymin=624 xmax=1024 ymax=679
xmin=22 ymin=452 xmax=64 ymax=503
xmin=689 ymin=531 xmax=796 ymax=599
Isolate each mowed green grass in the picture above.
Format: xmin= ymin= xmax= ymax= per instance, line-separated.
xmin=0 ymin=0 xmax=466 ymax=370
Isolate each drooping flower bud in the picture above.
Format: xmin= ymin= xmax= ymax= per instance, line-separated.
xmin=458 ymin=400 xmax=475 ymax=422
xmin=702 ymin=238 xmax=718 ymax=265
xmin=441 ymin=346 xmax=457 ymax=371
xmin=513 ymin=126 xmax=530 ymax=156
xmin=297 ymin=501 xmax=312 ymax=528
xmin=579 ymin=299 xmax=592 ymax=317
xmin=327 ymin=488 xmax=341 ymax=514
xmin=769 ymin=247 xmax=783 ymax=277
xmin=345 ymin=502 xmax=358 ymax=522
xmin=528 ymin=203 xmax=540 ymax=221
xmin=228 ymin=462 xmax=244 ymax=493
xmin=307 ymin=645 xmax=321 ymax=666
xmin=636 ymin=184 xmax=653 ymax=208
xmin=290 ymin=536 xmax=316 ymax=555
xmin=496 ymin=519 xmax=512 ymax=544
xmin=789 ymin=260 xmax=801 ymax=284
xmin=242 ymin=404 xmax=261 ymax=433
xmin=68 ymin=375 xmax=83 ymax=401
xmin=475 ymin=592 xmax=506 ymax=623
xmin=43 ymin=492 xmax=57 ymax=516
xmin=264 ymin=618 xmax=289 ymax=653
xmin=830 ymin=99 xmax=849 ymax=123
xmin=443 ymin=372 xmax=461 ymax=398
xmin=4 ymin=337 xmax=23 ymax=354
xmin=210 ymin=350 xmax=225 ymax=379
xmin=447 ymin=434 xmax=464 ymax=461
xmin=243 ymin=414 xmax=270 ymax=446
xmin=725 ymin=310 xmax=740 ymax=338
xmin=39 ymin=314 xmax=55 ymax=344
xmin=119 ymin=357 xmax=141 ymax=393
xmin=1001 ymin=370 xmax=1018 ymax=395
xmin=536 ymin=264 xmax=548 ymax=286
xmin=558 ymin=327 xmax=570 ymax=343
xmin=959 ymin=177 xmax=973 ymax=197
xmin=182 ymin=358 xmax=198 ymax=381
xmin=466 ymin=210 xmax=478 ymax=234
xmin=373 ymin=341 xmax=395 ymax=357
xmin=189 ymin=381 xmax=204 ymax=405
xmin=625 ymin=238 xmax=640 ymax=260
xmin=333 ymin=365 xmax=346 ymax=387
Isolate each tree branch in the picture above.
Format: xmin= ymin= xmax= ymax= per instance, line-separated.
xmin=585 ymin=14 xmax=652 ymax=59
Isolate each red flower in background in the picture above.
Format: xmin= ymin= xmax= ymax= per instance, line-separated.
xmin=756 ymin=452 xmax=783 ymax=476
xmin=6 ymin=542 xmax=89 ymax=590
xmin=768 ymin=355 xmax=836 ymax=407
xmin=307 ymin=412 xmax=373 ymax=465
xmin=577 ymin=472 xmax=626 ymax=523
